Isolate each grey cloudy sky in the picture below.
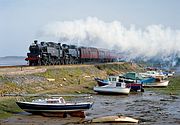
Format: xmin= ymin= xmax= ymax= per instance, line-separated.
xmin=0 ymin=0 xmax=179 ymax=57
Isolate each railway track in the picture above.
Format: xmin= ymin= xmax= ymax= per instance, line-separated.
xmin=0 ymin=62 xmax=125 ymax=68
xmin=0 ymin=62 xmax=125 ymax=75
xmin=0 ymin=65 xmax=28 ymax=69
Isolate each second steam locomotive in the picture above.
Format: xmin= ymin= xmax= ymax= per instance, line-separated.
xmin=25 ymin=40 xmax=118 ymax=66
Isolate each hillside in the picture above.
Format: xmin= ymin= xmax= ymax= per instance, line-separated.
xmin=0 ymin=62 xmax=144 ymax=95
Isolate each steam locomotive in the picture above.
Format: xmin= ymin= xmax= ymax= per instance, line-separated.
xmin=25 ymin=40 xmax=118 ymax=66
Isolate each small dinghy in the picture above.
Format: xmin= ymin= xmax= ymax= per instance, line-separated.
xmin=92 ymin=115 xmax=139 ymax=123
xmin=94 ymin=77 xmax=111 ymax=86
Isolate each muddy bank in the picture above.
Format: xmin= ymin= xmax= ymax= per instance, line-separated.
xmin=0 ymin=91 xmax=180 ymax=125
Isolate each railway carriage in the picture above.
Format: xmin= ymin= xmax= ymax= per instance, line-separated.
xmin=79 ymin=47 xmax=99 ymax=63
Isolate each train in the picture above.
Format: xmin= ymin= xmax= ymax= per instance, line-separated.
xmin=25 ymin=40 xmax=118 ymax=66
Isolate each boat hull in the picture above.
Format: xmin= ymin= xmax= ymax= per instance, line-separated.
xmin=97 ymin=81 xmax=109 ymax=86
xmin=95 ymin=78 xmax=110 ymax=86
xmin=16 ymin=102 xmax=93 ymax=114
xmin=93 ymin=86 xmax=130 ymax=94
xmin=142 ymin=80 xmax=169 ymax=87
xmin=126 ymin=83 xmax=144 ymax=92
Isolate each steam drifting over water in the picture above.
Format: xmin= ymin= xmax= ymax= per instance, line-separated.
xmin=39 ymin=17 xmax=180 ymax=61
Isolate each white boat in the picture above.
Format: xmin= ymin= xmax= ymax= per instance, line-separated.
xmin=92 ymin=115 xmax=139 ymax=123
xmin=140 ymin=70 xmax=167 ymax=79
xmin=142 ymin=80 xmax=169 ymax=87
xmin=162 ymin=71 xmax=175 ymax=77
xmin=107 ymin=75 xmax=144 ymax=92
xmin=93 ymin=82 xmax=130 ymax=94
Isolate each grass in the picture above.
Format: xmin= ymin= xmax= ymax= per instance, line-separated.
xmin=95 ymin=62 xmax=144 ymax=75
xmin=0 ymin=82 xmax=22 ymax=95
xmin=0 ymin=97 xmax=22 ymax=119
xmin=0 ymin=67 xmax=98 ymax=96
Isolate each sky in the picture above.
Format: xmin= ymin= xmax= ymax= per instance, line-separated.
xmin=0 ymin=0 xmax=180 ymax=58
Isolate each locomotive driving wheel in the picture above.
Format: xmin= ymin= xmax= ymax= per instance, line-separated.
xmin=38 ymin=58 xmax=42 ymax=66
xmin=51 ymin=58 xmax=56 ymax=65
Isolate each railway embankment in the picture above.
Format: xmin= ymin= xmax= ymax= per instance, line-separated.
xmin=0 ymin=62 xmax=142 ymax=95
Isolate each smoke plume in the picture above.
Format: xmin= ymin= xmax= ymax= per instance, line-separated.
xmin=39 ymin=17 xmax=180 ymax=62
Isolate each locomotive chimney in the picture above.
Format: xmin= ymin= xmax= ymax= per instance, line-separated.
xmin=34 ymin=40 xmax=38 ymax=44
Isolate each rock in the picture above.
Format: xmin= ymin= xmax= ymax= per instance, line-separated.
xmin=47 ymin=78 xmax=55 ymax=82
xmin=68 ymin=111 xmax=85 ymax=118
xmin=160 ymin=99 xmax=173 ymax=101
xmin=75 ymin=91 xmax=81 ymax=94
xmin=170 ymin=95 xmax=178 ymax=99
xmin=84 ymin=76 xmax=91 ymax=78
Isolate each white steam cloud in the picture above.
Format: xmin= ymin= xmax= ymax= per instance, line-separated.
xmin=39 ymin=17 xmax=180 ymax=61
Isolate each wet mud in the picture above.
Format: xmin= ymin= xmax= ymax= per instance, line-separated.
xmin=0 ymin=91 xmax=180 ymax=125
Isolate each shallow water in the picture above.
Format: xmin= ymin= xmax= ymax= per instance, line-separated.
xmin=0 ymin=57 xmax=27 ymax=66
xmin=1 ymin=91 xmax=180 ymax=125
xmin=88 ymin=92 xmax=180 ymax=125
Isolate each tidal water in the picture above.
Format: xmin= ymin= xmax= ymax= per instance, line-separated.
xmin=0 ymin=57 xmax=27 ymax=66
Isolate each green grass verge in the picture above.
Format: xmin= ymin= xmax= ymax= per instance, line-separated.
xmin=0 ymin=97 xmax=22 ymax=119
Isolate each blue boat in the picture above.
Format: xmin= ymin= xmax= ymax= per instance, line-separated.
xmin=120 ymin=72 xmax=159 ymax=83
xmin=140 ymin=77 xmax=157 ymax=84
xmin=16 ymin=97 xmax=93 ymax=116
xmin=95 ymin=75 xmax=144 ymax=92
xmin=120 ymin=72 xmax=169 ymax=87
xmin=94 ymin=77 xmax=111 ymax=86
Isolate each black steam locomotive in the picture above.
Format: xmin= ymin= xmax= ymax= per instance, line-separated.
xmin=25 ymin=40 xmax=118 ymax=66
